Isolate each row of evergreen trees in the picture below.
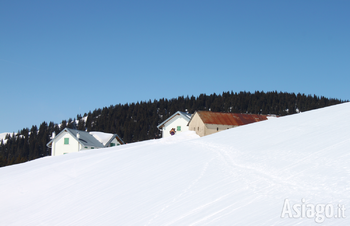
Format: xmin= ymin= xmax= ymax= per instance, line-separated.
xmin=0 ymin=91 xmax=345 ymax=167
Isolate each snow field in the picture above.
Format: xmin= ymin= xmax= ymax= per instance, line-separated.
xmin=0 ymin=103 xmax=350 ymax=225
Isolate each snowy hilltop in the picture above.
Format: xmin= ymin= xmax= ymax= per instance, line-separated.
xmin=0 ymin=102 xmax=349 ymax=225
xmin=0 ymin=132 xmax=10 ymax=144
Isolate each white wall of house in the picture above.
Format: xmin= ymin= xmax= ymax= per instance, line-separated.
xmin=162 ymin=115 xmax=190 ymax=138
xmin=52 ymin=132 xmax=80 ymax=156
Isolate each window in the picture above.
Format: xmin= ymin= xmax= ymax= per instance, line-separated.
xmin=111 ymin=143 xmax=115 ymax=147
xmin=177 ymin=126 xmax=181 ymax=131
xmin=91 ymin=147 xmax=94 ymax=149
xmin=64 ymin=138 xmax=69 ymax=145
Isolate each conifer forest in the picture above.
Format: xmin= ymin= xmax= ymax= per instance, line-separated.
xmin=0 ymin=91 xmax=345 ymax=167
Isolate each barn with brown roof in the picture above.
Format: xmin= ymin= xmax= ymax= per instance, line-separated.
xmin=188 ymin=111 xmax=269 ymax=137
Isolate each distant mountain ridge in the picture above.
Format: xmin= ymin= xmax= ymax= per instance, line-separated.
xmin=0 ymin=91 xmax=345 ymax=167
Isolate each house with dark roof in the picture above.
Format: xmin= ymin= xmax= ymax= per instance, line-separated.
xmin=188 ymin=111 xmax=269 ymax=137
xmin=157 ymin=111 xmax=192 ymax=138
xmin=46 ymin=128 xmax=124 ymax=156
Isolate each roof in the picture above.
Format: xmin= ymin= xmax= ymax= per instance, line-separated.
xmin=90 ymin=131 xmax=125 ymax=145
xmin=47 ymin=128 xmax=124 ymax=148
xmin=113 ymin=134 xmax=125 ymax=145
xmin=90 ymin=131 xmax=116 ymax=146
xmin=192 ymin=111 xmax=268 ymax=126
xmin=157 ymin=111 xmax=192 ymax=129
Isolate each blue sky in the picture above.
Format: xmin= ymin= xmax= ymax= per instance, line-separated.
xmin=1 ymin=0 xmax=349 ymax=133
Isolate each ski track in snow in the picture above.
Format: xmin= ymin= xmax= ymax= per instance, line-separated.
xmin=188 ymin=195 xmax=261 ymax=226
xmin=146 ymin=157 xmax=215 ymax=226
xmin=164 ymin=188 xmax=246 ymax=226
xmin=201 ymin=137 xmax=350 ymax=201
xmin=197 ymin=141 xmax=303 ymax=196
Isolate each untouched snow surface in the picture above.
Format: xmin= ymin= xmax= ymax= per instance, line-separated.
xmin=1 ymin=103 xmax=350 ymax=225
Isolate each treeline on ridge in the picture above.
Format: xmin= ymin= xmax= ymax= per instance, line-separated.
xmin=0 ymin=91 xmax=345 ymax=167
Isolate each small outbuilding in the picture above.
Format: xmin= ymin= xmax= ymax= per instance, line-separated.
xmin=188 ymin=111 xmax=269 ymax=137
xmin=47 ymin=128 xmax=124 ymax=156
xmin=157 ymin=111 xmax=192 ymax=138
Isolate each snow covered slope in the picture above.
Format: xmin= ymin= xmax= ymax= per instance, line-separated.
xmin=0 ymin=103 xmax=349 ymax=225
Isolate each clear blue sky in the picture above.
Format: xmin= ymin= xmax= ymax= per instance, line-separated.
xmin=1 ymin=0 xmax=349 ymax=133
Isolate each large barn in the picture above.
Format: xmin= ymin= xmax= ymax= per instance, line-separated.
xmin=188 ymin=111 xmax=270 ymax=137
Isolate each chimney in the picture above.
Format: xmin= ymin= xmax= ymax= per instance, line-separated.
xmin=51 ymin=131 xmax=56 ymax=139
xmin=77 ymin=133 xmax=80 ymax=139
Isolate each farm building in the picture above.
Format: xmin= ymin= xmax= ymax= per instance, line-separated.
xmin=188 ymin=111 xmax=269 ymax=137
xmin=47 ymin=128 xmax=124 ymax=156
xmin=157 ymin=111 xmax=192 ymax=138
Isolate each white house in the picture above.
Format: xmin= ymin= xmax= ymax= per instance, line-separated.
xmin=157 ymin=111 xmax=192 ymax=138
xmin=46 ymin=128 xmax=124 ymax=156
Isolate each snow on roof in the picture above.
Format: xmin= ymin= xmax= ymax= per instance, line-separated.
xmin=89 ymin=131 xmax=114 ymax=146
